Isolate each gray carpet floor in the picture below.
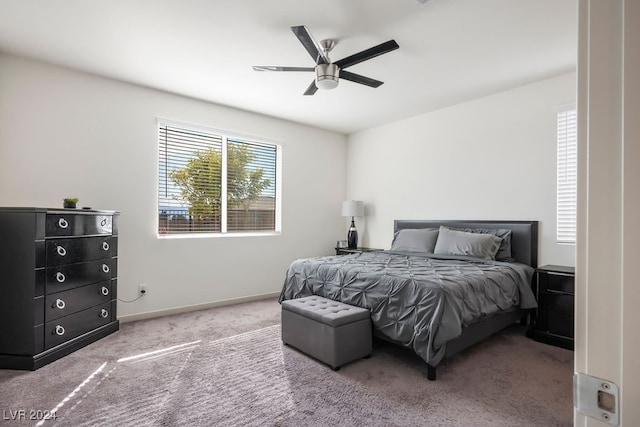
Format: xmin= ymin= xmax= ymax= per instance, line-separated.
xmin=0 ymin=298 xmax=573 ymax=426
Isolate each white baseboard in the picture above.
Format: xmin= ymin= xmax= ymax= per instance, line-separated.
xmin=117 ymin=291 xmax=281 ymax=323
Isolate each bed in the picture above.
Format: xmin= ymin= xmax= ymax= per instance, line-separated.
xmin=279 ymin=220 xmax=538 ymax=380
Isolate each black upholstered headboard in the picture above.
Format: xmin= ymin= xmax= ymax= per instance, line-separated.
xmin=394 ymin=220 xmax=539 ymax=268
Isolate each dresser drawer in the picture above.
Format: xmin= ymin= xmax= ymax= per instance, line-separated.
xmin=46 ymin=236 xmax=116 ymax=266
xmin=45 ymin=281 xmax=113 ymax=321
xmin=46 ymin=214 xmax=113 ymax=237
xmin=46 ymin=259 xmax=116 ymax=294
xmin=44 ymin=301 xmax=114 ymax=350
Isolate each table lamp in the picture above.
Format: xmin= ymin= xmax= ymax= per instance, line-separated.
xmin=341 ymin=200 xmax=364 ymax=249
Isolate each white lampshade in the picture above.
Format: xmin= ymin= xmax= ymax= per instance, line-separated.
xmin=342 ymin=200 xmax=364 ymax=217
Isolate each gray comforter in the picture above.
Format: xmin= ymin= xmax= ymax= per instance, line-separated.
xmin=279 ymin=250 xmax=536 ymax=366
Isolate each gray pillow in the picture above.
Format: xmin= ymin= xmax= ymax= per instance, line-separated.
xmin=451 ymin=227 xmax=513 ymax=261
xmin=433 ymin=226 xmax=502 ymax=260
xmin=390 ymin=228 xmax=439 ymax=253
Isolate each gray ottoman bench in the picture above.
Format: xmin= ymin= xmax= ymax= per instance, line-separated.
xmin=281 ymin=295 xmax=372 ymax=370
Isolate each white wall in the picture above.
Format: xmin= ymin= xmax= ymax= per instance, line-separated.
xmin=346 ymin=72 xmax=576 ymax=267
xmin=0 ymin=54 xmax=347 ymax=318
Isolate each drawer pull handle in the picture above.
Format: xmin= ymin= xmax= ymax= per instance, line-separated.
xmin=100 ymin=309 xmax=109 ymax=318
xmin=101 ymin=286 xmax=109 ymax=296
xmin=56 ymin=245 xmax=67 ymax=257
xmin=58 ymin=218 xmax=69 ymax=229
xmin=102 ymin=241 xmax=110 ymax=251
xmin=55 ymin=272 xmax=66 ymax=283
xmin=102 ymin=264 xmax=110 ymax=273
xmin=54 ymin=299 xmax=66 ymax=309
xmin=55 ymin=325 xmax=65 ymax=336
xmin=101 ymin=218 xmax=107 ymax=227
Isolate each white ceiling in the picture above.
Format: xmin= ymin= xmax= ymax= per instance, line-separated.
xmin=0 ymin=0 xmax=577 ymax=135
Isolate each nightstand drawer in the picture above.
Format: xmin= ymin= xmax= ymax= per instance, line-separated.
xmin=546 ymin=311 xmax=574 ymax=338
xmin=540 ymin=272 xmax=574 ymax=294
xmin=536 ymin=310 xmax=574 ymax=338
xmin=539 ymin=292 xmax=574 ymax=317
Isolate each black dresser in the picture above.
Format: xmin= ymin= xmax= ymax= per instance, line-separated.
xmin=531 ymin=264 xmax=575 ymax=350
xmin=0 ymin=208 xmax=120 ymax=370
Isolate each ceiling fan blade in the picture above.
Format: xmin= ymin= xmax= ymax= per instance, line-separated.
xmin=291 ymin=25 xmax=329 ymax=65
xmin=252 ymin=66 xmax=314 ymax=72
xmin=303 ymin=80 xmax=318 ymax=96
xmin=339 ymin=71 xmax=384 ymax=88
xmin=335 ymin=40 xmax=399 ymax=69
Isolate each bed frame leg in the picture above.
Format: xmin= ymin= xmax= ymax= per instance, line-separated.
xmin=519 ymin=313 xmax=529 ymax=326
xmin=426 ymin=364 xmax=436 ymax=381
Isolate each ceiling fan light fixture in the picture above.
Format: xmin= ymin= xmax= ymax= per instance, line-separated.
xmin=315 ymin=63 xmax=339 ymax=90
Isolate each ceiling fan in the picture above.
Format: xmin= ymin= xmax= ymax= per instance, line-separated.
xmin=252 ymin=25 xmax=399 ymax=95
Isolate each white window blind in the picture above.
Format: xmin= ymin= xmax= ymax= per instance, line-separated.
xmin=556 ymin=109 xmax=577 ymax=244
xmin=226 ymin=138 xmax=277 ymax=232
xmin=158 ymin=121 xmax=279 ymax=235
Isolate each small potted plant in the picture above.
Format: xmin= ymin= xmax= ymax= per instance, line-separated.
xmin=63 ymin=198 xmax=79 ymax=209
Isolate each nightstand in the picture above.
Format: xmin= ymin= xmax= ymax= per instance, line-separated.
xmin=335 ymin=247 xmax=382 ymax=256
xmin=531 ymin=265 xmax=575 ymax=350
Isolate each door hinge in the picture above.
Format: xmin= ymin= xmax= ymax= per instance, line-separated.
xmin=574 ymin=372 xmax=619 ymax=425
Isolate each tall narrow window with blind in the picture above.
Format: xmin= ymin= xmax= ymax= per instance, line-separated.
xmin=556 ymin=109 xmax=577 ymax=244
xmin=158 ymin=121 xmax=280 ymax=235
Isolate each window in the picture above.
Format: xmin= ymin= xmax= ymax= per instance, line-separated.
xmin=556 ymin=109 xmax=577 ymax=244
xmin=158 ymin=121 xmax=280 ymax=236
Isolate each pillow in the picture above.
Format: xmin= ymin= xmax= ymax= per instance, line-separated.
xmin=433 ymin=226 xmax=502 ymax=260
xmin=390 ymin=228 xmax=439 ymax=253
xmin=451 ymin=227 xmax=513 ymax=261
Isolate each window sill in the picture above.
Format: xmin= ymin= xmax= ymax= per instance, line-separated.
xmin=157 ymin=231 xmax=281 ymax=239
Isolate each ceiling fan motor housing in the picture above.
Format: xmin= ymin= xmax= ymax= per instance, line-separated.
xmin=316 ymin=63 xmax=339 ymax=90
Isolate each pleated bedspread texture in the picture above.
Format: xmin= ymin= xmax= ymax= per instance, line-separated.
xmin=279 ymin=251 xmax=536 ymax=367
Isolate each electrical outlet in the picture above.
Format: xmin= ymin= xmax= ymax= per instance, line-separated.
xmin=138 ymin=284 xmax=147 ymax=295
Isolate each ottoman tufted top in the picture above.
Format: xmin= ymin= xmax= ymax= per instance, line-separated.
xmin=281 ymin=295 xmax=370 ymax=327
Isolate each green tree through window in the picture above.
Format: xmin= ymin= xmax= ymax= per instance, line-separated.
xmin=170 ymin=144 xmax=271 ymax=220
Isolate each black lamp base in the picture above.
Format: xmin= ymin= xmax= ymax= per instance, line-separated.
xmin=347 ymin=218 xmax=358 ymax=249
